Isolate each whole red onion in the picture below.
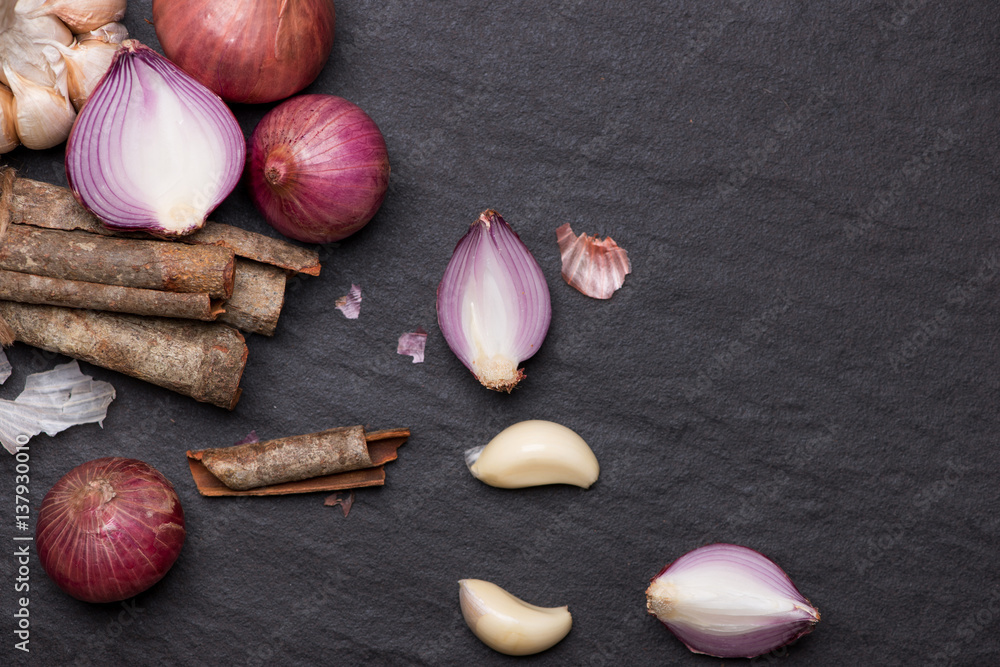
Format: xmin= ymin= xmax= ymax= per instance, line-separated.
xmin=36 ymin=458 xmax=186 ymax=604
xmin=151 ymin=0 xmax=336 ymax=104
xmin=247 ymin=94 xmax=391 ymax=244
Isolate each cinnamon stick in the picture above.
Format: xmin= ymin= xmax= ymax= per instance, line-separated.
xmin=216 ymin=259 xmax=286 ymax=336
xmin=187 ymin=427 xmax=409 ymax=495
xmin=0 ymin=301 xmax=247 ymax=409
xmin=10 ymin=176 xmax=320 ymax=275
xmin=0 ymin=269 xmax=221 ymax=320
xmin=184 ymin=224 xmax=321 ymax=277
xmin=0 ymin=225 xmax=236 ymax=299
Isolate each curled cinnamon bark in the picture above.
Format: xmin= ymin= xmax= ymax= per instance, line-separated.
xmin=187 ymin=428 xmax=410 ymax=494
xmin=190 ymin=426 xmax=371 ymax=491
xmin=0 ymin=301 xmax=247 ymax=409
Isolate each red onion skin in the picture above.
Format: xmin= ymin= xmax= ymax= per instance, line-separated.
xmin=247 ymin=94 xmax=391 ymax=244
xmin=36 ymin=458 xmax=186 ymax=604
xmin=152 ymin=0 xmax=335 ymax=104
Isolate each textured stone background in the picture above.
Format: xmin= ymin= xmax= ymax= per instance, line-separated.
xmin=2 ymin=1 xmax=999 ymax=665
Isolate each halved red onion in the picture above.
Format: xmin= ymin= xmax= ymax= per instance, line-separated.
xmin=437 ymin=210 xmax=551 ymax=392
xmin=555 ymin=223 xmax=631 ymax=299
xmin=65 ymin=40 xmax=244 ymax=237
xmin=645 ymin=543 xmax=820 ymax=659
xmin=36 ymin=457 xmax=186 ymax=603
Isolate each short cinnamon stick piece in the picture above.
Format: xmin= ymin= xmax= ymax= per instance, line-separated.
xmin=0 ymin=269 xmax=221 ymax=320
xmin=187 ymin=428 xmax=409 ymax=496
xmin=216 ymin=259 xmax=286 ymax=336
xmin=10 ymin=176 xmax=320 ymax=275
xmin=0 ymin=301 xmax=247 ymax=409
xmin=0 ymin=225 xmax=236 ymax=299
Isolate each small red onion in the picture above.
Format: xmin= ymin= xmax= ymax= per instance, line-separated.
xmin=646 ymin=544 xmax=820 ymax=658
xmin=36 ymin=457 xmax=186 ymax=603
xmin=152 ymin=0 xmax=335 ymax=104
xmin=65 ymin=40 xmax=245 ymax=237
xmin=436 ymin=210 xmax=551 ymax=392
xmin=246 ymin=94 xmax=390 ymax=244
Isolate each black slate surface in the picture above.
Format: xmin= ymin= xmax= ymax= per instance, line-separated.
xmin=3 ymin=1 xmax=1000 ymax=665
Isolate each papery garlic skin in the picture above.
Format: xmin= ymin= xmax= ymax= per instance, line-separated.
xmin=465 ymin=420 xmax=599 ymax=489
xmin=646 ymin=544 xmax=820 ymax=659
xmin=0 ymin=84 xmax=18 ymax=154
xmin=437 ymin=210 xmax=551 ymax=392
xmin=459 ymin=579 xmax=572 ymax=656
xmin=17 ymin=0 xmax=127 ymax=34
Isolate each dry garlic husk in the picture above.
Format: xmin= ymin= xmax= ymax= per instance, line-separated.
xmin=79 ymin=21 xmax=128 ymax=45
xmin=459 ymin=579 xmax=572 ymax=656
xmin=646 ymin=544 xmax=820 ymax=659
xmin=465 ymin=420 xmax=600 ymax=489
xmin=18 ymin=0 xmax=126 ymax=34
xmin=0 ymin=0 xmax=127 ymax=153
xmin=0 ymin=84 xmax=17 ymax=153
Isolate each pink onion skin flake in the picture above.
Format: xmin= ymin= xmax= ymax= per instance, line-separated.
xmin=556 ymin=223 xmax=631 ymax=299
xmin=397 ymin=328 xmax=427 ymax=363
xmin=335 ymin=284 xmax=362 ymax=319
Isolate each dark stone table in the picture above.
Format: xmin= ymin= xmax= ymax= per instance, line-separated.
xmin=3 ymin=1 xmax=998 ymax=664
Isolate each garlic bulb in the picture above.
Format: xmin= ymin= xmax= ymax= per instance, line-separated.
xmin=459 ymin=579 xmax=572 ymax=656
xmin=646 ymin=544 xmax=820 ymax=659
xmin=465 ymin=420 xmax=600 ymax=489
xmin=0 ymin=0 xmax=127 ymax=153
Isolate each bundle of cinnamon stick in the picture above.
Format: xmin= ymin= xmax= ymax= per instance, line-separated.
xmin=0 ymin=169 xmax=321 ymax=409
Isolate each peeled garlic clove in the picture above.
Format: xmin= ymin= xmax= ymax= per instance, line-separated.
xmin=0 ymin=84 xmax=17 ymax=153
xmin=437 ymin=210 xmax=551 ymax=392
xmin=556 ymin=223 xmax=631 ymax=299
xmin=646 ymin=544 xmax=820 ymax=659
xmin=459 ymin=579 xmax=572 ymax=656
xmin=18 ymin=0 xmax=126 ymax=34
xmin=3 ymin=63 xmax=75 ymax=150
xmin=465 ymin=420 xmax=599 ymax=489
